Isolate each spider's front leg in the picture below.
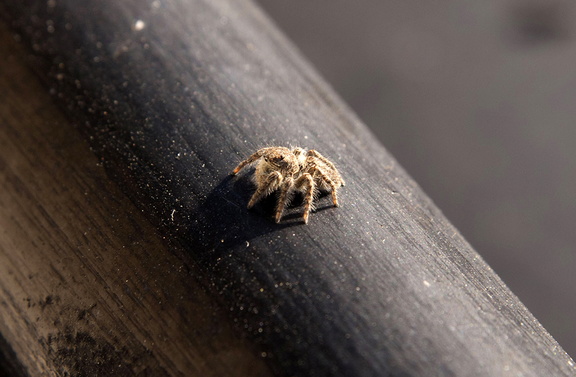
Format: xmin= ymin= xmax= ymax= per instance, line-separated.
xmin=275 ymin=177 xmax=294 ymax=223
xmin=295 ymin=173 xmax=315 ymax=224
xmin=231 ymin=150 xmax=264 ymax=175
xmin=247 ymin=171 xmax=283 ymax=209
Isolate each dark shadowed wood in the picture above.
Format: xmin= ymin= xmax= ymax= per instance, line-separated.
xmin=1 ymin=0 xmax=575 ymax=376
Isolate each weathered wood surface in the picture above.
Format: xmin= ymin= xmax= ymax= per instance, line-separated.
xmin=0 ymin=22 xmax=272 ymax=377
xmin=256 ymin=1 xmax=576 ymax=357
xmin=0 ymin=0 xmax=574 ymax=376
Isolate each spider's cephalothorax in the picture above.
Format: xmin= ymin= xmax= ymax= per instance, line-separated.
xmin=232 ymin=146 xmax=344 ymax=224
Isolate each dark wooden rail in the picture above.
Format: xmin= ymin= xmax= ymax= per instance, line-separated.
xmin=0 ymin=0 xmax=574 ymax=376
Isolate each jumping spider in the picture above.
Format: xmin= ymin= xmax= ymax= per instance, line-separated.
xmin=231 ymin=146 xmax=344 ymax=224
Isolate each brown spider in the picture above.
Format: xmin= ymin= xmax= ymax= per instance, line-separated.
xmin=231 ymin=146 xmax=344 ymax=224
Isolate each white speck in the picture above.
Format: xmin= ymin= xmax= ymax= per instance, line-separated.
xmin=134 ymin=20 xmax=146 ymax=31
xmin=246 ymin=241 xmax=250 ymax=247
xmin=423 ymin=280 xmax=431 ymax=287
xmin=304 ymin=135 xmax=308 ymax=139
xmin=171 ymin=209 xmax=176 ymax=221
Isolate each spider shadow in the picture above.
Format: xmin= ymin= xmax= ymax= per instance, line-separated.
xmin=278 ymin=194 xmax=335 ymax=221
xmin=188 ymin=171 xmax=337 ymax=254
xmin=176 ymin=172 xmax=360 ymax=377
xmin=188 ymin=172 xmax=299 ymax=252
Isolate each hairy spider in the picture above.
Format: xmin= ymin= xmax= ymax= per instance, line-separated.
xmin=231 ymin=146 xmax=344 ymax=224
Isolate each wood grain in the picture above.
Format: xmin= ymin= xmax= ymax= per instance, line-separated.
xmin=1 ymin=0 xmax=575 ymax=376
xmin=0 ymin=22 xmax=271 ymax=377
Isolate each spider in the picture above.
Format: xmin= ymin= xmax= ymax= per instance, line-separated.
xmin=231 ymin=146 xmax=344 ymax=224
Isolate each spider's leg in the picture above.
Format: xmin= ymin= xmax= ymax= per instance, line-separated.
xmin=312 ymin=166 xmax=340 ymax=207
xmin=307 ymin=150 xmax=337 ymax=169
xmin=232 ymin=150 xmax=263 ymax=175
xmin=247 ymin=171 xmax=282 ymax=209
xmin=275 ymin=177 xmax=294 ymax=223
xmin=307 ymin=150 xmax=345 ymax=186
xmin=295 ymin=173 xmax=315 ymax=224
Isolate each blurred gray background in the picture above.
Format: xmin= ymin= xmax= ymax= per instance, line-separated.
xmin=256 ymin=0 xmax=576 ymax=358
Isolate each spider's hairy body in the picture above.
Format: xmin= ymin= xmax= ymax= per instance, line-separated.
xmin=232 ymin=146 xmax=344 ymax=224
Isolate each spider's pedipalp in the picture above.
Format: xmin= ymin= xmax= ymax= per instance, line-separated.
xmin=247 ymin=171 xmax=282 ymax=209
